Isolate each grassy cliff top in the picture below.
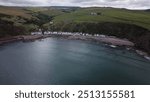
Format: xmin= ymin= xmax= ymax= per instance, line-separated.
xmin=53 ymin=7 xmax=150 ymax=30
xmin=0 ymin=6 xmax=150 ymax=30
xmin=0 ymin=6 xmax=149 ymax=30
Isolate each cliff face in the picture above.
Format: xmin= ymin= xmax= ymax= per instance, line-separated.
xmin=0 ymin=19 xmax=26 ymax=37
xmin=54 ymin=22 xmax=150 ymax=54
xmin=95 ymin=22 xmax=150 ymax=54
xmin=135 ymin=33 xmax=150 ymax=54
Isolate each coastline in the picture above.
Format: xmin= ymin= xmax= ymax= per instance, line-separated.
xmin=0 ymin=35 xmax=50 ymax=45
xmin=0 ymin=34 xmax=150 ymax=61
xmin=67 ymin=35 xmax=134 ymax=47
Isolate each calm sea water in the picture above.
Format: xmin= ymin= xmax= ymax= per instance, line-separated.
xmin=0 ymin=38 xmax=150 ymax=85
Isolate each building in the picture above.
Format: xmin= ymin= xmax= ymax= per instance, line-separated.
xmin=90 ymin=12 xmax=102 ymax=16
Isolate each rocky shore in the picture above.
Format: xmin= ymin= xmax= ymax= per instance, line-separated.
xmin=0 ymin=36 xmax=22 ymax=45
xmin=0 ymin=34 xmax=149 ymax=61
xmin=0 ymin=34 xmax=135 ymax=47
xmin=0 ymin=35 xmax=50 ymax=45
xmin=67 ymin=35 xmax=134 ymax=47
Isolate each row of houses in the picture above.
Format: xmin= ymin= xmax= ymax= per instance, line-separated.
xmin=31 ymin=31 xmax=108 ymax=37
xmin=90 ymin=12 xmax=102 ymax=16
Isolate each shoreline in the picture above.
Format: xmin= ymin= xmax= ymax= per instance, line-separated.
xmin=0 ymin=35 xmax=50 ymax=45
xmin=0 ymin=34 xmax=150 ymax=61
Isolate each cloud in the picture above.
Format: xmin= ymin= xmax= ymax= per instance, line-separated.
xmin=0 ymin=0 xmax=44 ymax=6
xmin=0 ymin=0 xmax=149 ymax=9
xmin=70 ymin=0 xmax=150 ymax=9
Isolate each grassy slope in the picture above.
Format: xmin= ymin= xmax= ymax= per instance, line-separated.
xmin=0 ymin=6 xmax=149 ymax=31
xmin=0 ymin=6 xmax=33 ymax=19
xmin=53 ymin=7 xmax=150 ymax=30
xmin=0 ymin=6 xmax=64 ymax=22
xmin=0 ymin=6 xmax=67 ymax=35
xmin=0 ymin=6 xmax=149 ymax=30
xmin=26 ymin=7 xmax=65 ymax=16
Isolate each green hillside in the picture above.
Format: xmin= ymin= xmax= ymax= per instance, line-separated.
xmin=0 ymin=6 xmax=149 ymax=31
xmin=0 ymin=6 xmax=33 ymax=19
xmin=53 ymin=7 xmax=150 ymax=30
xmin=0 ymin=6 xmax=65 ymax=36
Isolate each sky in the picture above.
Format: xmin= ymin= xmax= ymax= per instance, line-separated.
xmin=0 ymin=0 xmax=149 ymax=9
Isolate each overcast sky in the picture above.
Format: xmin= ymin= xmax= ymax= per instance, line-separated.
xmin=0 ymin=0 xmax=149 ymax=9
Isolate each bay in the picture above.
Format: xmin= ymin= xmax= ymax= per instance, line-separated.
xmin=0 ymin=38 xmax=150 ymax=85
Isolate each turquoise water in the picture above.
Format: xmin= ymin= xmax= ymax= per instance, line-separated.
xmin=0 ymin=38 xmax=150 ymax=85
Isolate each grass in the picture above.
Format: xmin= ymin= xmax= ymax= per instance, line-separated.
xmin=0 ymin=6 xmax=33 ymax=19
xmin=53 ymin=7 xmax=150 ymax=30
xmin=0 ymin=6 xmax=149 ymax=30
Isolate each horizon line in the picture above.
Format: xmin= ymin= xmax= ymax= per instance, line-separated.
xmin=0 ymin=5 xmax=149 ymax=10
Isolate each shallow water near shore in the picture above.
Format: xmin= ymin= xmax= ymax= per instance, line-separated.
xmin=0 ymin=38 xmax=150 ymax=85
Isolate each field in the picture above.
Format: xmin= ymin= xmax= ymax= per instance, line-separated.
xmin=0 ymin=6 xmax=149 ymax=30
xmin=53 ymin=7 xmax=150 ymax=30
xmin=0 ymin=6 xmax=33 ymax=19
